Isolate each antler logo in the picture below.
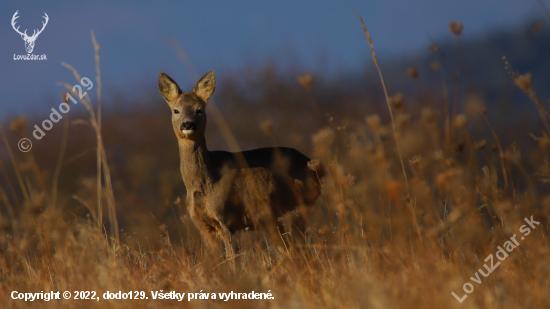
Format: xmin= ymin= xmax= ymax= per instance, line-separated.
xmin=11 ymin=10 xmax=49 ymax=54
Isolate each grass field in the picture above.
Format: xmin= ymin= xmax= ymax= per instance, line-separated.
xmin=0 ymin=16 xmax=549 ymax=308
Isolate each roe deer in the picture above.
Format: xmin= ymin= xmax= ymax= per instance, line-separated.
xmin=158 ymin=71 xmax=322 ymax=257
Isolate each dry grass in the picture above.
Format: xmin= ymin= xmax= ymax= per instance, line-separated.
xmin=0 ymin=17 xmax=550 ymax=309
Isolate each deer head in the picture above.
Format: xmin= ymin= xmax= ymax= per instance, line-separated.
xmin=159 ymin=71 xmax=216 ymax=141
xmin=12 ymin=11 xmax=49 ymax=54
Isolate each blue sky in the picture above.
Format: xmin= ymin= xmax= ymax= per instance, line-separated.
xmin=0 ymin=0 xmax=543 ymax=118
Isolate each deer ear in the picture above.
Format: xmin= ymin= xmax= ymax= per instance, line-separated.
xmin=193 ymin=71 xmax=216 ymax=103
xmin=158 ymin=73 xmax=182 ymax=107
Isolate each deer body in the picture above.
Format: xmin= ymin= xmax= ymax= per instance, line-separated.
xmin=159 ymin=71 xmax=321 ymax=256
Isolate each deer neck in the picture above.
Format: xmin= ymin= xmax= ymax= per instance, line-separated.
xmin=178 ymin=137 xmax=213 ymax=192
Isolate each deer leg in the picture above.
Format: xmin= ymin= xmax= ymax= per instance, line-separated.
xmin=213 ymin=221 xmax=235 ymax=259
xmin=188 ymin=202 xmax=222 ymax=254
xmin=203 ymin=227 xmax=222 ymax=253
xmin=193 ymin=219 xmax=221 ymax=254
xmin=217 ymin=224 xmax=237 ymax=271
xmin=223 ymin=230 xmax=235 ymax=259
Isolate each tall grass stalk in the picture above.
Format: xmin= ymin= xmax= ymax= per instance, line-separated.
xmin=355 ymin=11 xmax=421 ymax=241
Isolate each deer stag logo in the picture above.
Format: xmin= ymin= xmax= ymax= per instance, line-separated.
xmin=11 ymin=11 xmax=49 ymax=54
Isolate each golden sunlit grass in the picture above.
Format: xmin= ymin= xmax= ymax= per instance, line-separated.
xmin=0 ymin=15 xmax=549 ymax=309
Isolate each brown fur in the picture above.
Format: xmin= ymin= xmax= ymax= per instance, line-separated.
xmin=158 ymin=71 xmax=322 ymax=257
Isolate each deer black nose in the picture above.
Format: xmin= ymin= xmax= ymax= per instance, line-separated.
xmin=181 ymin=122 xmax=196 ymax=131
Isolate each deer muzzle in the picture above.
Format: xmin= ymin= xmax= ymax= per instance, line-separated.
xmin=180 ymin=122 xmax=196 ymax=135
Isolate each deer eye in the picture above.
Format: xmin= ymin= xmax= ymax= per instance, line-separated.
xmin=196 ymin=109 xmax=202 ymax=115
xmin=173 ymin=109 xmax=180 ymax=114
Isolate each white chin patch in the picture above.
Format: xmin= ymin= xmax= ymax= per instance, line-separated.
xmin=181 ymin=129 xmax=194 ymax=135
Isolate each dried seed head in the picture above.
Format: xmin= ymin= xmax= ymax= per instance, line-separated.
xmin=465 ymin=93 xmax=485 ymax=118
xmin=312 ymin=127 xmax=335 ymax=146
xmin=366 ymin=114 xmax=381 ymax=130
xmin=307 ymin=159 xmax=321 ymax=172
xmin=449 ymin=20 xmax=464 ymax=35
xmin=25 ymin=192 xmax=46 ymax=217
xmin=529 ymin=132 xmax=550 ymax=149
xmin=9 ymin=115 xmax=26 ymax=135
xmin=444 ymin=158 xmax=456 ymax=167
xmin=433 ymin=150 xmax=444 ymax=161
xmin=344 ymin=174 xmax=356 ymax=187
xmin=482 ymin=165 xmax=490 ymax=178
xmin=312 ymin=127 xmax=335 ymax=157
xmin=430 ymin=62 xmax=440 ymax=71
xmin=474 ymin=140 xmax=486 ymax=150
xmin=505 ymin=148 xmax=521 ymax=165
xmin=455 ymin=114 xmax=467 ymax=129
xmin=421 ymin=107 xmax=435 ymax=123
xmin=428 ymin=44 xmax=439 ymax=52
xmin=71 ymin=119 xmax=89 ymax=126
xmin=505 ymin=143 xmax=521 ymax=165
xmin=298 ymin=73 xmax=313 ymax=91
xmin=396 ymin=113 xmax=410 ymax=131
xmin=410 ymin=155 xmax=423 ymax=167
xmin=62 ymin=91 xmax=70 ymax=103
xmin=407 ymin=67 xmax=418 ymax=79
xmin=513 ymin=72 xmax=532 ymax=93
xmin=385 ymin=181 xmax=401 ymax=201
xmin=531 ymin=22 xmax=544 ymax=34
xmin=260 ymin=120 xmax=273 ymax=136
xmin=390 ymin=92 xmax=404 ymax=109
xmin=174 ymin=196 xmax=183 ymax=207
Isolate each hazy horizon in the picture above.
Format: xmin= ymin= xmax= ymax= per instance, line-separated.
xmin=0 ymin=0 xmax=544 ymax=119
